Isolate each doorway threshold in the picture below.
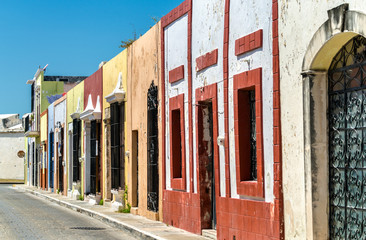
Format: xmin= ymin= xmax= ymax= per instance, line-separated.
xmin=202 ymin=229 xmax=216 ymax=240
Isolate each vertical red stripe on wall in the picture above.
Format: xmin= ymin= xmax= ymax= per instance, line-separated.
xmin=161 ymin=25 xmax=166 ymax=191
xmin=187 ymin=0 xmax=194 ymax=194
xmin=272 ymin=0 xmax=284 ymax=239
xmin=223 ymin=0 xmax=231 ymax=197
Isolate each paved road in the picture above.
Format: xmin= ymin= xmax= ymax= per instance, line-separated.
xmin=0 ymin=184 xmax=137 ymax=240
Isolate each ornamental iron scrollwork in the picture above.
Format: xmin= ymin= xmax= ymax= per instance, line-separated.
xmin=329 ymin=35 xmax=366 ymax=239
xmin=147 ymin=81 xmax=159 ymax=212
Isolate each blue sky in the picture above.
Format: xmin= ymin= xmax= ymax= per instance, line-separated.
xmin=0 ymin=0 xmax=183 ymax=116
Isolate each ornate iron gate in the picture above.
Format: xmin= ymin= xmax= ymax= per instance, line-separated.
xmin=147 ymin=81 xmax=159 ymax=212
xmin=329 ymin=35 xmax=366 ymax=239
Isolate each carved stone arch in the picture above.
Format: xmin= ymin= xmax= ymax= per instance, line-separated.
xmin=302 ymin=4 xmax=366 ymax=240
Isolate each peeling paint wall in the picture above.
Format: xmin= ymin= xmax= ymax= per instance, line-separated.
xmin=126 ymin=22 xmax=162 ymax=221
xmin=279 ymin=1 xmax=366 ymax=239
xmin=229 ymin=0 xmax=273 ymax=201
xmin=164 ymin=14 xmax=189 ymax=191
xmin=192 ymin=0 xmax=225 ymax=196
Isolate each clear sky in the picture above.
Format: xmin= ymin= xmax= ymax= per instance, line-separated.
xmin=0 ymin=0 xmax=183 ymax=117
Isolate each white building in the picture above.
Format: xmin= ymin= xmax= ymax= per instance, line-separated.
xmin=0 ymin=114 xmax=24 ymax=183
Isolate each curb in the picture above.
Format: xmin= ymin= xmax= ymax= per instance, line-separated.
xmin=16 ymin=186 xmax=164 ymax=240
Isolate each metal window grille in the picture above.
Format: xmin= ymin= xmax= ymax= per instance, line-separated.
xmin=249 ymin=90 xmax=257 ymax=180
xmin=72 ymin=119 xmax=81 ymax=182
xmin=110 ymin=102 xmax=125 ymax=190
xmin=147 ymin=81 xmax=159 ymax=212
xmin=328 ymin=35 xmax=366 ymax=239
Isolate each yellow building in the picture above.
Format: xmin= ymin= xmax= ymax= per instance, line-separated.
xmin=102 ymin=50 xmax=128 ymax=206
xmin=66 ymin=81 xmax=84 ymax=198
xmin=40 ymin=110 xmax=48 ymax=190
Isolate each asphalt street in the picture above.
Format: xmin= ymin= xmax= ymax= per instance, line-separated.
xmin=0 ymin=184 xmax=137 ymax=240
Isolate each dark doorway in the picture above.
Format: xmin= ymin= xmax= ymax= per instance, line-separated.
xmin=90 ymin=120 xmax=101 ymax=195
xmin=147 ymin=81 xmax=159 ymax=212
xmin=73 ymin=119 xmax=81 ymax=183
xmin=49 ymin=132 xmax=54 ymax=190
xmin=132 ymin=130 xmax=139 ymax=207
xmin=198 ymin=101 xmax=216 ymax=229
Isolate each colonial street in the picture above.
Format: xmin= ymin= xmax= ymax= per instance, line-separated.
xmin=0 ymin=184 xmax=137 ymax=240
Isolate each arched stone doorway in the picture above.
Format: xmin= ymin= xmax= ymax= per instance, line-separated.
xmin=302 ymin=4 xmax=366 ymax=239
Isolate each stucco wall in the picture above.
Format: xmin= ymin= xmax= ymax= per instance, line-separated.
xmin=0 ymin=132 xmax=25 ymax=181
xmin=278 ymin=1 xmax=366 ymax=239
xmin=126 ymin=22 xmax=161 ymax=220
xmin=102 ymin=49 xmax=128 ymax=200
xmin=164 ymin=14 xmax=189 ymax=191
xmin=228 ymin=0 xmax=274 ymax=201
xmin=191 ymin=0 xmax=225 ymax=196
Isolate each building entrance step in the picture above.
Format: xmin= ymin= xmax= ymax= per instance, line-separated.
xmin=202 ymin=229 xmax=216 ymax=240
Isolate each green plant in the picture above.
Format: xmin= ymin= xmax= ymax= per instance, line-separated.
xmin=117 ymin=185 xmax=131 ymax=213
xmin=78 ymin=195 xmax=84 ymax=201
xmin=123 ymin=185 xmax=128 ymax=203
xmin=118 ymin=203 xmax=131 ymax=213
xmin=56 ymin=189 xmax=60 ymax=194
xmin=119 ymin=32 xmax=137 ymax=49
xmin=99 ymin=199 xmax=104 ymax=205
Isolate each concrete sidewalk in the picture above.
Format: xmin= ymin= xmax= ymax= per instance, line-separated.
xmin=14 ymin=185 xmax=208 ymax=240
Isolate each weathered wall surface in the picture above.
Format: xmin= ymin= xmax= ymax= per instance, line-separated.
xmin=127 ymin=23 xmax=161 ymax=220
xmin=164 ymin=14 xmax=189 ymax=191
xmin=279 ymin=1 xmax=366 ymax=239
xmin=102 ymin=49 xmax=128 ymax=200
xmin=191 ymin=0 xmax=225 ymax=196
xmin=229 ymin=0 xmax=273 ymax=201
xmin=0 ymin=132 xmax=25 ymax=181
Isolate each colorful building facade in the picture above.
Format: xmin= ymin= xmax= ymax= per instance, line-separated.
xmin=24 ymin=0 xmax=287 ymax=239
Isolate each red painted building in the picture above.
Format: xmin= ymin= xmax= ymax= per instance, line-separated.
xmin=80 ymin=68 xmax=103 ymax=199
